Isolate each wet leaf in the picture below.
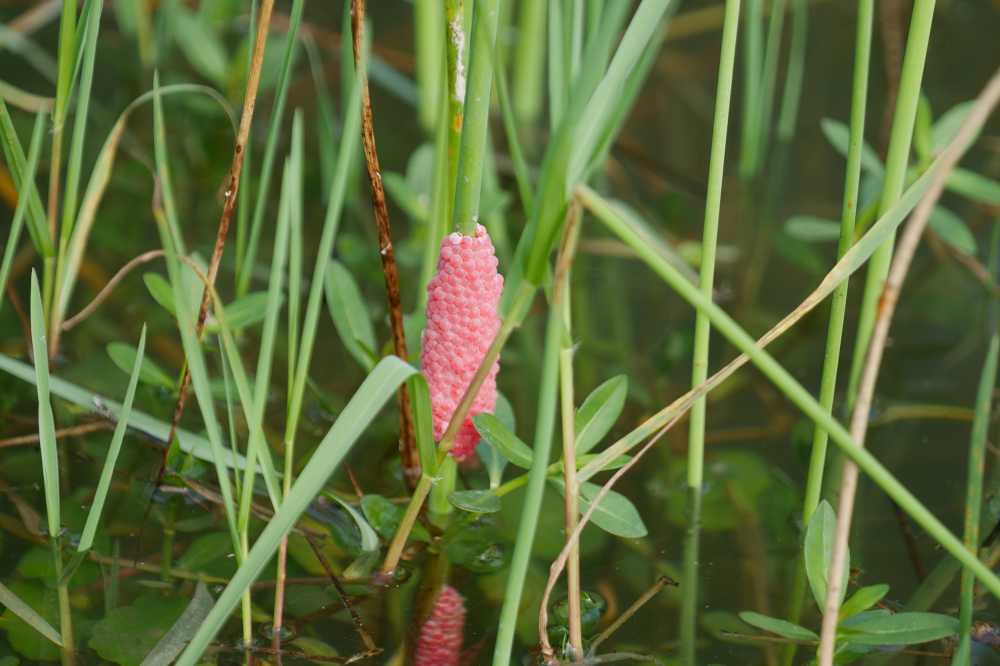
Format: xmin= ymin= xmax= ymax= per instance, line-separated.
xmin=551 ymin=479 xmax=647 ymax=538
xmin=575 ymin=375 xmax=627 ymax=454
xmin=445 ymin=520 xmax=507 ymax=573
xmin=738 ymin=611 xmax=818 ymax=642
xmin=139 ymin=582 xmax=213 ymax=666
xmin=0 ymin=581 xmax=61 ymax=648
xmin=805 ymin=500 xmax=849 ymax=610
xmin=449 ymin=489 xmax=502 ymax=514
xmin=549 ymin=591 xmax=606 ymax=639
xmin=840 ymin=611 xmax=959 ymax=646
xmin=324 ymin=261 xmax=377 ymax=371
xmin=361 ymin=495 xmax=429 ymax=542
xmin=929 ymin=207 xmax=977 ymax=256
xmin=474 ymin=413 xmax=533 ymax=469
xmin=90 ymin=593 xmax=189 ymax=665
xmin=839 ymin=584 xmax=889 ymax=621
xmin=107 ymin=342 xmax=174 ymax=390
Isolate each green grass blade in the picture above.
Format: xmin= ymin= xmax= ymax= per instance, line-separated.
xmin=491 ymin=44 xmax=533 ymax=214
xmin=0 ymin=111 xmax=45 ymax=314
xmin=237 ymin=0 xmax=305 ymax=296
xmin=0 ymin=99 xmax=51 ymax=255
xmin=0 ymin=581 xmax=62 ymax=647
xmin=512 ymin=0 xmax=546 ymax=124
xmin=29 ymin=271 xmax=60 ymax=537
xmin=175 ymin=357 xmax=416 ymax=666
xmin=77 ymin=325 xmax=146 ymax=553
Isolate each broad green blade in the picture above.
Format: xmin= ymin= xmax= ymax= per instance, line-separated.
xmin=0 ymin=581 xmax=62 ymax=647
xmin=29 ymin=272 xmax=60 ymax=537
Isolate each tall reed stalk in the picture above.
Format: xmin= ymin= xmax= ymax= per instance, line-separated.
xmin=681 ymin=0 xmax=741 ymax=661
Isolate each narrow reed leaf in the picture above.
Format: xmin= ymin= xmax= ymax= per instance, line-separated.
xmin=174 ymin=357 xmax=416 ymax=666
xmin=238 ymin=0 xmax=305 ymax=295
xmin=0 ymin=111 xmax=45 ymax=313
xmin=409 ymin=374 xmax=438 ymax=477
xmin=574 ymin=375 xmax=628 ymax=455
xmin=29 ymin=272 xmax=60 ymax=537
xmin=0 ymin=353 xmax=248 ymax=470
xmin=0 ymin=581 xmax=62 ymax=647
xmin=0 ymin=100 xmax=51 ymax=254
xmin=139 ymin=582 xmax=213 ymax=666
xmin=323 ymin=261 xmax=377 ymax=371
xmin=78 ymin=326 xmax=146 ymax=553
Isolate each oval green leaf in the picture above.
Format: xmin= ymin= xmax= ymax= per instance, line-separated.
xmin=738 ymin=611 xmax=818 ymax=642
xmin=448 ymin=489 xmax=502 ymax=514
xmin=575 ymin=375 xmax=628 ymax=454
xmin=840 ymin=611 xmax=959 ymax=646
xmin=324 ymin=261 xmax=377 ymax=371
xmin=474 ymin=413 xmax=533 ymax=469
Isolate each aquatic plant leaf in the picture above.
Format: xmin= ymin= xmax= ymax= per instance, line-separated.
xmin=0 ymin=581 xmax=60 ymax=661
xmin=176 ymin=533 xmax=236 ymax=577
xmin=139 ymin=582 xmax=213 ymax=666
xmin=929 ymin=206 xmax=977 ymax=256
xmin=142 ymin=273 xmax=175 ymax=315
xmin=805 ymin=500 xmax=849 ymax=610
xmin=408 ymin=374 xmax=438 ymax=477
xmin=839 ymin=584 xmax=889 ymax=621
xmin=821 ymin=118 xmax=884 ymax=178
xmin=106 ymin=340 xmax=173 ymax=391
xmin=172 ymin=8 xmax=228 ymax=85
xmin=575 ymin=374 xmax=628 ymax=455
xmin=29 ymin=272 xmax=60 ymax=537
xmin=839 ymin=611 xmax=959 ymax=646
xmin=0 ymin=581 xmax=61 ymax=648
xmin=89 ymin=593 xmax=189 ymax=666
xmin=476 ymin=439 xmax=507 ymax=489
xmin=206 ymin=291 xmax=271 ymax=332
xmin=738 ymin=611 xmax=818 ymax=642
xmin=328 ymin=494 xmax=379 ymax=553
xmin=931 ymin=101 xmax=974 ymax=153
xmin=448 ymin=489 xmax=502 ymax=514
xmin=360 ymin=494 xmax=430 ymax=544
xmin=80 ymin=326 xmax=146 ymax=552
xmin=946 ymin=168 xmax=1000 ymax=206
xmin=175 ymin=356 xmax=416 ymax=664
xmin=474 ymin=413 xmax=534 ymax=469
xmin=324 ymin=260 xmax=378 ymax=371
xmin=551 ymin=479 xmax=647 ymax=538
xmin=784 ymin=216 xmax=842 ymax=243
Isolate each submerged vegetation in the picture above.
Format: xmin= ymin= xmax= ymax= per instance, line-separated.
xmin=0 ymin=1 xmax=999 ymax=664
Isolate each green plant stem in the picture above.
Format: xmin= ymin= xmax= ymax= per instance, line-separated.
xmin=802 ymin=0 xmax=873 ymax=526
xmin=52 ymin=538 xmax=74 ymax=666
xmin=751 ymin=0 xmax=786 ymax=170
xmin=737 ymin=0 xmax=762 ymax=180
xmin=419 ymin=77 xmax=452 ymax=306
xmin=683 ymin=5 xmax=740 ymax=652
xmin=452 ymin=0 xmax=502 ymax=235
xmin=512 ymin=0 xmax=546 ymax=125
xmin=843 ymin=0 xmax=937 ymax=416
xmin=381 ymin=282 xmax=536 ymax=574
xmin=776 ymin=0 xmax=807 ymax=142
xmin=414 ymin=0 xmax=445 ymax=134
xmin=575 ymin=185 xmax=1000 ymax=602
xmin=444 ymin=0 xmax=465 ymax=229
xmin=493 ymin=286 xmax=562 ymax=666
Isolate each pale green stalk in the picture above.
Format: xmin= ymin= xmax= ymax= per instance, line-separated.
xmin=751 ymin=0 xmax=787 ymax=167
xmin=844 ymin=0 xmax=937 ymax=412
xmin=737 ymin=0 xmax=762 ymax=180
xmin=414 ymin=0 xmax=444 ymax=133
xmin=453 ymin=0 xmax=502 ymax=235
xmin=803 ymin=0 xmax=873 ymax=525
xmin=512 ymin=0 xmax=546 ymax=124
xmin=444 ymin=0 xmax=465 ymax=228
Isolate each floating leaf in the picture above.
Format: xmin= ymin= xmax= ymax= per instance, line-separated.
xmin=821 ymin=118 xmax=884 ymax=177
xmin=929 ymin=206 xmax=977 ymax=256
xmin=448 ymin=489 xmax=502 ymax=514
xmin=552 ymin=479 xmax=647 ymax=538
xmin=139 ymin=582 xmax=213 ymax=666
xmin=784 ymin=216 xmax=842 ymax=243
xmin=575 ymin=375 xmax=627 ymax=454
xmin=840 ymin=611 xmax=959 ymax=646
xmin=738 ymin=611 xmax=818 ymax=642
xmin=90 ymin=593 xmax=190 ymax=665
xmin=839 ymin=584 xmax=889 ymax=621
xmin=324 ymin=261 xmax=377 ymax=371
xmin=474 ymin=413 xmax=533 ymax=469
xmin=805 ymin=500 xmax=849 ymax=610
xmin=107 ymin=342 xmax=174 ymax=390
